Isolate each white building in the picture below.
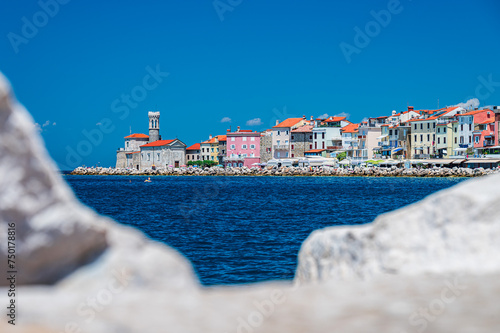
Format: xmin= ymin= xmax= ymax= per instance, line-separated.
xmin=272 ymin=117 xmax=309 ymax=159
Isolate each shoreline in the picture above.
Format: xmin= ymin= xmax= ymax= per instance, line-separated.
xmin=70 ymin=166 xmax=500 ymax=178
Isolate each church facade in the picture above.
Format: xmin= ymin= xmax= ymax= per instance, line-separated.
xmin=116 ymin=111 xmax=186 ymax=169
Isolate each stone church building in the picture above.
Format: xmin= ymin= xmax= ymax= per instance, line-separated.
xmin=116 ymin=111 xmax=186 ymax=169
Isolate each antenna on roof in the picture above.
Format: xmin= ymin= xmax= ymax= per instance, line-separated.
xmin=129 ymin=126 xmax=131 ymax=135
xmin=438 ymin=99 xmax=439 ymax=109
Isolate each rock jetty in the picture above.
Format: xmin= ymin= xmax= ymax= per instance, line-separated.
xmin=71 ymin=165 xmax=500 ymax=177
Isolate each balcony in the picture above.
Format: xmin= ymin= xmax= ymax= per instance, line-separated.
xmin=326 ymin=146 xmax=343 ymax=150
xmin=484 ymin=140 xmax=495 ymax=147
xmin=273 ymin=144 xmax=289 ymax=150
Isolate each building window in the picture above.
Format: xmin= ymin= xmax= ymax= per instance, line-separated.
xmin=243 ymin=137 xmax=247 ymax=141
xmin=242 ymin=145 xmax=247 ymax=149
xmin=250 ymin=144 xmax=255 ymax=149
xmin=461 ymin=124 xmax=463 ymax=131
xmin=433 ymin=134 xmax=435 ymax=142
xmin=278 ymin=131 xmax=281 ymax=135
xmin=310 ymin=144 xmax=313 ymax=149
xmin=460 ymin=136 xmax=464 ymax=144
xmin=414 ymin=124 xmax=417 ymax=130
xmin=475 ymin=136 xmax=479 ymax=143
xmin=469 ymin=136 xmax=472 ymax=143
xmin=469 ymin=124 xmax=472 ymax=131
xmin=420 ymin=135 xmax=423 ymax=142
xmin=309 ymin=135 xmax=313 ymax=140
xmin=454 ymin=127 xmax=457 ymax=133
xmin=438 ymin=137 xmax=440 ymax=144
xmin=126 ymin=141 xmax=129 ymax=148
xmin=443 ymin=137 xmax=446 ymax=144
xmin=231 ymin=137 xmax=235 ymax=141
xmin=314 ymin=133 xmax=317 ymax=140
xmin=315 ymin=142 xmax=317 ymax=149
xmin=437 ymin=127 xmax=440 ymax=133
xmin=444 ymin=127 xmax=447 ymax=133
xmin=322 ymin=133 xmax=325 ymax=139
xmin=395 ymin=129 xmax=398 ymax=135
xmin=286 ymin=130 xmax=289 ymax=135
xmin=211 ymin=148 xmax=214 ymax=152
xmin=420 ymin=124 xmax=423 ymax=130
xmin=322 ymin=142 xmax=325 ymax=149
xmin=291 ymin=154 xmax=294 ymax=157
xmin=291 ymin=135 xmax=294 ymax=140
xmin=187 ymin=155 xmax=189 ymax=160
xmin=427 ymin=123 xmax=430 ymax=129
xmin=230 ymin=144 xmax=235 ymax=149
xmin=251 ymin=137 xmax=255 ymax=141
xmin=455 ymin=137 xmax=457 ymax=144
xmin=147 ymin=153 xmax=150 ymax=161
xmin=414 ymin=135 xmax=417 ymax=142
xmin=157 ymin=153 xmax=160 ymax=160
xmin=433 ymin=123 xmax=436 ymax=128
xmin=389 ymin=130 xmax=392 ymax=135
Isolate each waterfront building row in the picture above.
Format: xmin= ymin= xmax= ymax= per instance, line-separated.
xmin=116 ymin=105 xmax=500 ymax=169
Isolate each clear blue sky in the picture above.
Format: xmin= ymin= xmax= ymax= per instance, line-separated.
xmin=1 ymin=0 xmax=499 ymax=169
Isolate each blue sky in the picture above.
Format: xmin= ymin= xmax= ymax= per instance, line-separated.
xmin=1 ymin=0 xmax=499 ymax=169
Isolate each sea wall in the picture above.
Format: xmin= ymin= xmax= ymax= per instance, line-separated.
xmin=70 ymin=164 xmax=500 ymax=177
xmin=2 ymin=72 xmax=500 ymax=333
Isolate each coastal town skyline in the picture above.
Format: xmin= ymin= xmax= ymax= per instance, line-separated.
xmin=1 ymin=0 xmax=499 ymax=169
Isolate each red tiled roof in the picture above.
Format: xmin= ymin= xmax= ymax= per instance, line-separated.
xmin=341 ymin=123 xmax=359 ymax=133
xmin=477 ymin=118 xmax=495 ymax=125
xmin=459 ymin=109 xmax=488 ymax=116
xmin=202 ymin=137 xmax=218 ymax=144
xmin=291 ymin=125 xmax=313 ymax=133
xmin=186 ymin=143 xmax=201 ymax=150
xmin=305 ymin=149 xmax=325 ymax=153
xmin=273 ymin=118 xmax=304 ymax=128
xmin=324 ymin=116 xmax=347 ymax=122
xmin=124 ymin=133 xmax=149 ymax=139
xmin=217 ymin=135 xmax=227 ymax=141
xmin=140 ymin=139 xmax=175 ymax=147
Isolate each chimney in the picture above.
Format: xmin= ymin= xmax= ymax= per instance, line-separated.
xmin=408 ymin=106 xmax=414 ymax=112
xmin=209 ymin=134 xmax=212 ymax=139
xmin=310 ymin=116 xmax=313 ymax=121
xmin=302 ymin=115 xmax=306 ymax=119
xmin=275 ymin=120 xmax=280 ymax=126
xmin=237 ymin=126 xmax=240 ymax=132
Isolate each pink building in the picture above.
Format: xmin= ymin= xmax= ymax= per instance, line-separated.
xmin=471 ymin=109 xmax=498 ymax=148
xmin=225 ymin=127 xmax=260 ymax=167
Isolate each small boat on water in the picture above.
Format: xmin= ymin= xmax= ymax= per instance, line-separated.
xmin=144 ymin=177 xmax=152 ymax=183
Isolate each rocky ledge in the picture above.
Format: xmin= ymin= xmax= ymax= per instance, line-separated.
xmin=71 ymin=165 xmax=500 ymax=177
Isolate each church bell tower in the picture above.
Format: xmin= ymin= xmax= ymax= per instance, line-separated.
xmin=148 ymin=111 xmax=161 ymax=143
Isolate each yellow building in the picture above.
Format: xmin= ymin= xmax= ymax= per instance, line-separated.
xmin=409 ymin=118 xmax=437 ymax=158
xmin=201 ymin=135 xmax=226 ymax=162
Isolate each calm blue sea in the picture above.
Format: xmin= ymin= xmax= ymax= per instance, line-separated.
xmin=64 ymin=175 xmax=466 ymax=286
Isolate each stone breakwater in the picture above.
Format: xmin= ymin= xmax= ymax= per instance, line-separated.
xmin=71 ymin=165 xmax=500 ymax=177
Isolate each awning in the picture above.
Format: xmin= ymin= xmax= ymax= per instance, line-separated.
xmin=392 ymin=147 xmax=403 ymax=153
xmin=452 ymin=160 xmax=465 ymax=164
xmin=377 ymin=134 xmax=388 ymax=139
xmin=415 ymin=147 xmax=424 ymax=150
xmin=465 ymin=159 xmax=500 ymax=164
xmin=454 ymin=148 xmax=467 ymax=151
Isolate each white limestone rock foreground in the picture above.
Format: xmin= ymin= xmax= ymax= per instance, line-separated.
xmin=295 ymin=172 xmax=500 ymax=283
xmin=0 ymin=72 xmax=197 ymax=289
xmin=0 ymin=71 xmax=499 ymax=332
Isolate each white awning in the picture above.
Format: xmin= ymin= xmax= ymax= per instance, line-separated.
xmin=454 ymin=148 xmax=467 ymax=151
xmin=377 ymin=134 xmax=388 ymax=139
